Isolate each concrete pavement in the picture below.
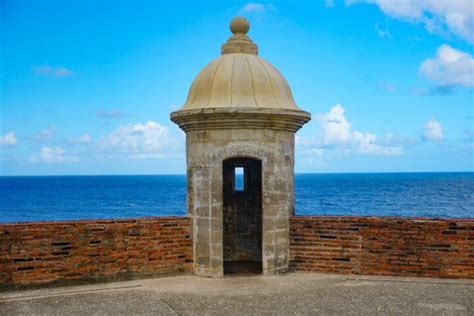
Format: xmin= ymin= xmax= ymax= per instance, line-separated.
xmin=1 ymin=273 xmax=473 ymax=315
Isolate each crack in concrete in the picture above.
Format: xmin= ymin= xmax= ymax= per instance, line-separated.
xmin=159 ymin=296 xmax=181 ymax=316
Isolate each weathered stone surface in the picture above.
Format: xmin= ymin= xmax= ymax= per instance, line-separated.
xmin=186 ymin=128 xmax=297 ymax=276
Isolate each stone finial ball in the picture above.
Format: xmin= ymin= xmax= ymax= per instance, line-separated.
xmin=230 ymin=17 xmax=250 ymax=35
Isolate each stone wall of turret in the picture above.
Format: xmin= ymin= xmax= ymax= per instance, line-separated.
xmin=186 ymin=128 xmax=295 ymax=277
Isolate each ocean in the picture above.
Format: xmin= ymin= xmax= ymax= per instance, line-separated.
xmin=0 ymin=172 xmax=472 ymax=223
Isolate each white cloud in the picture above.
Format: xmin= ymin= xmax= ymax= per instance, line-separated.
xmin=33 ymin=65 xmax=74 ymax=77
xmin=408 ymin=34 xmax=422 ymax=42
xmin=0 ymin=132 xmax=18 ymax=147
xmin=324 ymin=0 xmax=335 ymax=8
xmin=99 ymin=121 xmax=171 ymax=159
xmin=304 ymin=148 xmax=328 ymax=167
xmin=96 ymin=109 xmax=126 ymax=119
xmin=381 ymin=132 xmax=415 ymax=147
xmin=464 ymin=126 xmax=474 ymax=149
xmin=423 ymin=119 xmax=444 ymax=141
xmin=316 ymin=104 xmax=403 ymax=155
xmin=420 ymin=44 xmax=474 ymax=88
xmin=377 ymin=81 xmax=397 ymax=92
xmin=346 ymin=0 xmax=474 ymax=43
xmin=67 ymin=134 xmax=92 ymax=145
xmin=240 ymin=2 xmax=276 ymax=14
xmin=29 ymin=127 xmax=55 ymax=142
xmin=375 ymin=22 xmax=392 ymax=38
xmin=30 ymin=146 xmax=79 ymax=163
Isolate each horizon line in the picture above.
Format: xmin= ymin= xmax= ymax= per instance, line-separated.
xmin=1 ymin=170 xmax=473 ymax=177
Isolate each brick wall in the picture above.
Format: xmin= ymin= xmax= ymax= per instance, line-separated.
xmin=2 ymin=215 xmax=472 ymax=290
xmin=290 ymin=216 xmax=474 ymax=279
xmin=0 ymin=217 xmax=192 ymax=290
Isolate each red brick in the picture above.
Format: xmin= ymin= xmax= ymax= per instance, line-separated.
xmin=290 ymin=216 xmax=474 ymax=279
xmin=0 ymin=216 xmax=192 ymax=289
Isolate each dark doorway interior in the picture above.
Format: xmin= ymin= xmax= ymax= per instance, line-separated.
xmin=223 ymin=158 xmax=262 ymax=275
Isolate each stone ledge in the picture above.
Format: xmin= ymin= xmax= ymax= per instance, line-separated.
xmin=171 ymin=107 xmax=311 ymax=132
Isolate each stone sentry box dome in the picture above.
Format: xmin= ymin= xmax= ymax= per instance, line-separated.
xmin=171 ymin=17 xmax=310 ymax=277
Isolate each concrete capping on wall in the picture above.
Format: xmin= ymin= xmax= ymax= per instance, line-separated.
xmin=0 ymin=217 xmax=192 ymax=290
xmin=290 ymin=216 xmax=474 ymax=279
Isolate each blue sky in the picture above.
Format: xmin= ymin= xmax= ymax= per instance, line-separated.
xmin=1 ymin=0 xmax=473 ymax=175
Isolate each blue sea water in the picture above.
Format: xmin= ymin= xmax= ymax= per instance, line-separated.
xmin=0 ymin=172 xmax=472 ymax=223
